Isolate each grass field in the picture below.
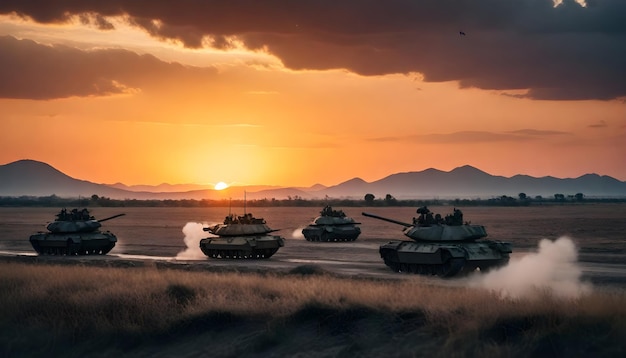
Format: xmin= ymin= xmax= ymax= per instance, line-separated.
xmin=1 ymin=261 xmax=625 ymax=357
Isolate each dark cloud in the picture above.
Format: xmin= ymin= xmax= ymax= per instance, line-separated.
xmin=1 ymin=0 xmax=625 ymax=100
xmin=0 ymin=36 xmax=216 ymax=99
xmin=79 ymin=13 xmax=114 ymax=31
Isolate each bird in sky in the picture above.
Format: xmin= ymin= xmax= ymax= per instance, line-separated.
xmin=459 ymin=31 xmax=466 ymax=36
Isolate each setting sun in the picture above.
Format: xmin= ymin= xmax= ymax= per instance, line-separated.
xmin=214 ymin=182 xmax=229 ymax=190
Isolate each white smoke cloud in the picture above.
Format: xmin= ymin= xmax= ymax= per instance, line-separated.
xmin=175 ymin=222 xmax=209 ymax=260
xmin=292 ymin=227 xmax=305 ymax=239
xmin=470 ymin=236 xmax=592 ymax=299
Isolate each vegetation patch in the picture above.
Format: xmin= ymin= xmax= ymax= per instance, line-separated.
xmin=1 ymin=261 xmax=625 ymax=357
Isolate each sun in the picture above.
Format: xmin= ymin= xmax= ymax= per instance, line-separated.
xmin=214 ymin=181 xmax=229 ymax=190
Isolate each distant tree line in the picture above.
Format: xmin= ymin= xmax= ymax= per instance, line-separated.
xmin=0 ymin=192 xmax=624 ymax=208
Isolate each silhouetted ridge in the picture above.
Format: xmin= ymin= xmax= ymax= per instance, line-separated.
xmin=1 ymin=160 xmax=625 ymax=199
xmin=449 ymin=165 xmax=491 ymax=177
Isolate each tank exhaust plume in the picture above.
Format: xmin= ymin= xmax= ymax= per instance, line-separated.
xmin=470 ymin=236 xmax=592 ymax=299
xmin=292 ymin=228 xmax=305 ymax=239
xmin=176 ymin=222 xmax=209 ymax=260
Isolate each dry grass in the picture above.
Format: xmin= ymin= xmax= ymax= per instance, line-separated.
xmin=1 ymin=261 xmax=625 ymax=357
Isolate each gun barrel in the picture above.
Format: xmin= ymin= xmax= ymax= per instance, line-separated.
xmin=98 ymin=213 xmax=126 ymax=222
xmin=362 ymin=212 xmax=412 ymax=227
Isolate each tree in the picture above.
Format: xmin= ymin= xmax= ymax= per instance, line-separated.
xmin=575 ymin=193 xmax=584 ymax=201
xmin=91 ymin=194 xmax=100 ymax=201
xmin=518 ymin=192 xmax=527 ymax=201
xmin=364 ymin=193 xmax=375 ymax=205
xmin=554 ymin=193 xmax=565 ymax=201
xmin=384 ymin=194 xmax=397 ymax=205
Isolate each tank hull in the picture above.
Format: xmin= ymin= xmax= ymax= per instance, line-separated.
xmin=29 ymin=232 xmax=117 ymax=255
xmin=199 ymin=235 xmax=285 ymax=259
xmin=379 ymin=240 xmax=512 ymax=277
xmin=302 ymin=225 xmax=361 ymax=242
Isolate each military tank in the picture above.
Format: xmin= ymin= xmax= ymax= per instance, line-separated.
xmin=29 ymin=208 xmax=125 ymax=255
xmin=302 ymin=205 xmax=361 ymax=242
xmin=362 ymin=207 xmax=512 ymax=277
xmin=200 ymin=212 xmax=285 ymax=259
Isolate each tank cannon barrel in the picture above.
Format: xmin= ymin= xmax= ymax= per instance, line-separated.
xmin=362 ymin=212 xmax=412 ymax=227
xmin=97 ymin=213 xmax=126 ymax=223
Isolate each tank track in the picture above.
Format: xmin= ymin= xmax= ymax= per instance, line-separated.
xmin=30 ymin=237 xmax=115 ymax=256
xmin=304 ymin=234 xmax=358 ymax=242
xmin=199 ymin=247 xmax=279 ymax=259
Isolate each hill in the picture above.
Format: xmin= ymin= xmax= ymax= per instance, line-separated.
xmin=1 ymin=160 xmax=625 ymax=200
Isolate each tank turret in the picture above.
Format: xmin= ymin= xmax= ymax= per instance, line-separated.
xmin=362 ymin=207 xmax=512 ymax=277
xmin=302 ymin=206 xmax=361 ymax=242
xmin=203 ymin=213 xmax=276 ymax=237
xmin=30 ymin=209 xmax=124 ymax=256
xmin=200 ymin=211 xmax=285 ymax=259
xmin=362 ymin=210 xmax=487 ymax=242
xmin=47 ymin=213 xmax=126 ymax=233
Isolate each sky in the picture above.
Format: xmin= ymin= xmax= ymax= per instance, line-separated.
xmin=1 ymin=0 xmax=625 ymax=188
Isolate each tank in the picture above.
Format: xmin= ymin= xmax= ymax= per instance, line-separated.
xmin=29 ymin=208 xmax=125 ymax=255
xmin=199 ymin=212 xmax=285 ymax=259
xmin=362 ymin=207 xmax=512 ymax=277
xmin=302 ymin=205 xmax=361 ymax=242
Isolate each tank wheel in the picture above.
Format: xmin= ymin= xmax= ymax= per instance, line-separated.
xmin=66 ymin=239 xmax=76 ymax=256
xmin=436 ymin=258 xmax=465 ymax=278
xmin=414 ymin=265 xmax=428 ymax=275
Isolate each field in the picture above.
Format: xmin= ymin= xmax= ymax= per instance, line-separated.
xmin=1 ymin=204 xmax=625 ymax=357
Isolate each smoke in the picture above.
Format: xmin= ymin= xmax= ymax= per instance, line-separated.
xmin=175 ymin=222 xmax=209 ymax=260
xmin=470 ymin=236 xmax=592 ymax=299
xmin=292 ymin=227 xmax=305 ymax=239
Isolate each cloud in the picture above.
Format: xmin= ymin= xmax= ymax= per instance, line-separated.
xmin=1 ymin=1 xmax=625 ymax=100
xmin=0 ymin=35 xmax=217 ymax=99
xmin=368 ymin=130 xmax=564 ymax=144
xmin=506 ymin=129 xmax=569 ymax=136
xmin=587 ymin=120 xmax=608 ymax=128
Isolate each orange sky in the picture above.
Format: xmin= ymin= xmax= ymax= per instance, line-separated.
xmin=1 ymin=2 xmax=625 ymax=187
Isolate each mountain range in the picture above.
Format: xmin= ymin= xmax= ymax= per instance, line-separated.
xmin=1 ymin=159 xmax=626 ymax=200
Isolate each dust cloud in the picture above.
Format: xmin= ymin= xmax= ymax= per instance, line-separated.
xmin=292 ymin=227 xmax=305 ymax=239
xmin=470 ymin=236 xmax=592 ymax=299
xmin=175 ymin=222 xmax=209 ymax=260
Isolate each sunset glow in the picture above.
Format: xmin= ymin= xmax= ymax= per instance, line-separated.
xmin=0 ymin=1 xmax=624 ymax=187
xmin=214 ymin=182 xmax=229 ymax=191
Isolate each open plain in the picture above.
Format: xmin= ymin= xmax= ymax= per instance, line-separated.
xmin=1 ymin=204 xmax=625 ymax=357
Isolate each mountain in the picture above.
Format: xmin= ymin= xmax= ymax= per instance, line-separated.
xmin=1 ymin=160 xmax=625 ymax=200
xmin=0 ymin=160 xmax=134 ymax=198
xmin=0 ymin=160 xmax=315 ymax=200
xmin=327 ymin=166 xmax=626 ymax=199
